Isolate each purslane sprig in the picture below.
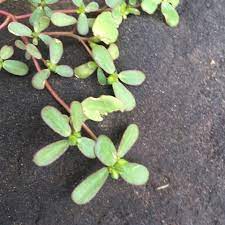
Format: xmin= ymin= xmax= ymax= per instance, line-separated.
xmin=72 ymin=124 xmax=149 ymax=204
xmin=0 ymin=0 xmax=181 ymax=206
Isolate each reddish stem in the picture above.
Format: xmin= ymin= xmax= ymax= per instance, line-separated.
xmin=0 ymin=10 xmax=97 ymax=140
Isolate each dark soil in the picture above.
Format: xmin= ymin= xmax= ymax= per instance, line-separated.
xmin=1 ymin=0 xmax=225 ymax=224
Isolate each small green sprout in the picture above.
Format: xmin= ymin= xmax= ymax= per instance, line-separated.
xmin=32 ymin=38 xmax=73 ymax=89
xmin=8 ymin=16 xmax=52 ymax=45
xmin=71 ymin=124 xmax=149 ymax=205
xmin=0 ymin=45 xmax=29 ymax=76
xmin=141 ymin=0 xmax=180 ymax=27
xmin=28 ymin=0 xmax=59 ymax=24
xmin=33 ymin=95 xmax=124 ymax=166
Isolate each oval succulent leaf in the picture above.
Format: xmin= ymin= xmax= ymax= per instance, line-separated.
xmin=34 ymin=16 xmax=50 ymax=33
xmin=118 ymin=70 xmax=146 ymax=86
xmin=77 ymin=13 xmax=89 ymax=36
xmin=77 ymin=137 xmax=96 ymax=159
xmin=15 ymin=40 xmax=26 ymax=50
xmin=72 ymin=0 xmax=84 ymax=7
xmin=95 ymin=135 xmax=117 ymax=166
xmin=105 ymin=0 xmax=123 ymax=8
xmin=33 ymin=140 xmax=70 ymax=167
xmin=3 ymin=60 xmax=29 ymax=76
xmin=49 ymin=38 xmax=63 ymax=64
xmin=51 ymin=13 xmax=77 ymax=27
xmin=55 ymin=65 xmax=74 ymax=77
xmin=85 ymin=2 xmax=99 ymax=13
xmin=168 ymin=0 xmax=179 ymax=8
xmin=97 ymin=67 xmax=107 ymax=85
xmin=118 ymin=124 xmax=139 ymax=158
xmin=71 ymin=167 xmax=109 ymax=205
xmin=120 ymin=162 xmax=149 ymax=185
xmin=41 ymin=106 xmax=72 ymax=137
xmin=112 ymin=81 xmax=136 ymax=111
xmin=8 ymin=22 xmax=32 ymax=37
xmin=161 ymin=2 xmax=179 ymax=27
xmin=141 ymin=0 xmax=161 ymax=14
xmin=92 ymin=12 xmax=119 ymax=44
xmin=29 ymin=7 xmax=45 ymax=25
xmin=39 ymin=34 xmax=52 ymax=45
xmin=71 ymin=101 xmax=86 ymax=132
xmin=91 ymin=44 xmax=115 ymax=74
xmin=0 ymin=45 xmax=14 ymax=60
xmin=81 ymin=95 xmax=124 ymax=122
xmin=32 ymin=69 xmax=50 ymax=90
xmin=45 ymin=0 xmax=60 ymax=4
xmin=74 ymin=61 xmax=97 ymax=79
xmin=108 ymin=43 xmax=119 ymax=60
xmin=26 ymin=43 xmax=42 ymax=59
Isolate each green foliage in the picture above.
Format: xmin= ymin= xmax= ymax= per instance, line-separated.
xmin=0 ymin=45 xmax=29 ymax=76
xmin=71 ymin=124 xmax=149 ymax=204
xmin=3 ymin=0 xmax=181 ymax=206
xmin=141 ymin=0 xmax=180 ymax=27
xmin=8 ymin=16 xmax=52 ymax=45
xmin=92 ymin=11 xmax=119 ymax=44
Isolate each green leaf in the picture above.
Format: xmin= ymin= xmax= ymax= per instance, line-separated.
xmin=71 ymin=101 xmax=86 ymax=132
xmin=120 ymin=163 xmax=149 ymax=185
xmin=29 ymin=7 xmax=45 ymax=25
xmin=92 ymin=12 xmax=119 ymax=44
xmin=49 ymin=38 xmax=63 ymax=64
xmin=91 ymin=44 xmax=115 ymax=74
xmin=15 ymin=40 xmax=26 ymax=50
xmin=39 ymin=34 xmax=52 ymax=45
xmin=45 ymin=0 xmax=59 ymax=4
xmin=41 ymin=106 xmax=72 ymax=137
xmin=32 ymin=69 xmax=51 ymax=90
xmin=161 ymin=2 xmax=179 ymax=27
xmin=117 ymin=124 xmax=139 ymax=157
xmin=33 ymin=140 xmax=69 ymax=167
xmin=129 ymin=0 xmax=137 ymax=6
xmin=95 ymin=135 xmax=117 ymax=166
xmin=141 ymin=0 xmax=161 ymax=14
xmin=85 ymin=2 xmax=99 ymax=12
xmin=82 ymin=95 xmax=124 ymax=122
xmin=111 ymin=5 xmax=123 ymax=26
xmin=112 ymin=81 xmax=136 ymax=111
xmin=0 ymin=45 xmax=14 ymax=60
xmin=77 ymin=137 xmax=96 ymax=159
xmin=118 ymin=70 xmax=146 ymax=86
xmin=105 ymin=0 xmax=123 ymax=8
xmin=51 ymin=13 xmax=77 ymax=27
xmin=8 ymin=22 xmax=32 ymax=37
xmin=26 ymin=43 xmax=42 ymax=59
xmin=108 ymin=43 xmax=119 ymax=60
xmin=72 ymin=0 xmax=84 ymax=7
xmin=33 ymin=16 xmax=50 ymax=33
xmin=97 ymin=67 xmax=107 ymax=85
xmin=74 ymin=61 xmax=97 ymax=79
xmin=168 ymin=0 xmax=179 ymax=8
xmin=71 ymin=167 xmax=109 ymax=205
xmin=44 ymin=6 xmax=53 ymax=17
xmin=77 ymin=13 xmax=89 ymax=36
xmin=55 ymin=65 xmax=73 ymax=77
xmin=3 ymin=60 xmax=29 ymax=76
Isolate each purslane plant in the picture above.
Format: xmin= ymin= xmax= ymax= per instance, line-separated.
xmin=0 ymin=0 xmax=180 ymax=205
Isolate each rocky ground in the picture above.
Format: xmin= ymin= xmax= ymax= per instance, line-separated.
xmin=0 ymin=0 xmax=225 ymax=224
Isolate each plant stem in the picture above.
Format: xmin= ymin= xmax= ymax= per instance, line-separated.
xmin=0 ymin=9 xmax=97 ymax=140
xmin=43 ymin=31 xmax=93 ymax=57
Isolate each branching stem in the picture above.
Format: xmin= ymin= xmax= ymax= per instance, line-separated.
xmin=0 ymin=9 xmax=97 ymax=140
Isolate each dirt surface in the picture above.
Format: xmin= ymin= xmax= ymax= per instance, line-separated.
xmin=1 ymin=0 xmax=225 ymax=224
